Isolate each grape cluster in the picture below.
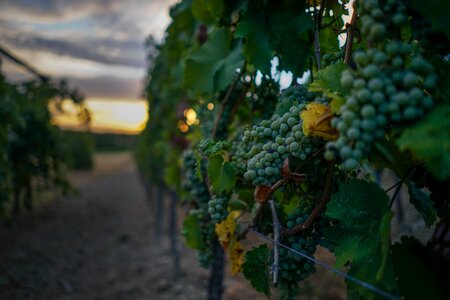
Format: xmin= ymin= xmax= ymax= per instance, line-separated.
xmin=190 ymin=209 xmax=216 ymax=268
xmin=274 ymin=85 xmax=316 ymax=115
xmin=358 ymin=0 xmax=407 ymax=43
xmin=230 ymin=130 xmax=253 ymax=173
xmin=182 ymin=150 xmax=210 ymax=208
xmin=326 ymin=3 xmax=436 ymax=170
xmin=208 ymin=194 xmax=229 ymax=223
xmin=277 ymin=201 xmax=333 ymax=298
xmin=243 ymin=97 xmax=326 ymax=186
xmin=182 ymin=151 xmax=216 ymax=267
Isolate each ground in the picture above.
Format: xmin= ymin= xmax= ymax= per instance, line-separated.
xmin=0 ymin=152 xmax=346 ymax=300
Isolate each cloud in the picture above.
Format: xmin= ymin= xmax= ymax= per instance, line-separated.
xmin=0 ymin=0 xmax=122 ymax=24
xmin=70 ymin=76 xmax=144 ymax=99
xmin=0 ymin=0 xmax=178 ymax=98
xmin=0 ymin=28 xmax=146 ymax=68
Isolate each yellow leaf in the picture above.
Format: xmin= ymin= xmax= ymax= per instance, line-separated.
xmin=229 ymin=240 xmax=245 ymax=275
xmin=306 ymin=0 xmax=323 ymax=6
xmin=215 ymin=211 xmax=240 ymax=249
xmin=301 ymin=103 xmax=338 ymax=140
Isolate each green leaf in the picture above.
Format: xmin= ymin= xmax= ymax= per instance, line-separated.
xmin=197 ymin=138 xmax=231 ymax=157
xmin=228 ymin=198 xmax=248 ymax=210
xmin=235 ymin=14 xmax=274 ymax=74
xmin=181 ymin=213 xmax=203 ymax=250
xmin=207 ymin=155 xmax=237 ymax=193
xmin=195 ymin=152 xmax=203 ymax=180
xmin=309 ymin=63 xmax=347 ymax=111
xmin=192 ymin=0 xmax=224 ymax=24
xmin=392 ymin=237 xmax=445 ymax=300
xmin=326 ymin=179 xmax=390 ymax=226
xmin=326 ymin=180 xmax=390 ymax=266
xmin=184 ymin=28 xmax=244 ymax=95
xmin=235 ymin=3 xmax=313 ymax=76
xmin=411 ymin=0 xmax=450 ymax=39
xmin=397 ymin=105 xmax=450 ymax=181
xmin=371 ymin=137 xmax=413 ymax=178
xmin=346 ymin=251 xmax=398 ymax=300
xmin=236 ymin=188 xmax=255 ymax=207
xmin=318 ymin=23 xmax=339 ymax=54
xmin=325 ymin=179 xmax=398 ymax=298
xmin=242 ymin=244 xmax=271 ymax=297
xmin=377 ymin=212 xmax=393 ymax=281
xmin=407 ymin=181 xmax=437 ymax=227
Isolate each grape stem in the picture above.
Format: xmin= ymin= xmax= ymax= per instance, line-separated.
xmin=284 ymin=161 xmax=335 ymax=236
xmin=268 ymin=199 xmax=280 ymax=287
xmin=344 ymin=6 xmax=358 ymax=65
xmin=237 ymin=148 xmax=325 ymax=240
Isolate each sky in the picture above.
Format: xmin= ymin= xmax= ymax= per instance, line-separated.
xmin=0 ymin=0 xmax=178 ymax=133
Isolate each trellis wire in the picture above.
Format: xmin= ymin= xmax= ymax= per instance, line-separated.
xmin=249 ymin=228 xmax=400 ymax=300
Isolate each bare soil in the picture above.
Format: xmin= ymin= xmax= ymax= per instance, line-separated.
xmin=0 ymin=152 xmax=345 ymax=300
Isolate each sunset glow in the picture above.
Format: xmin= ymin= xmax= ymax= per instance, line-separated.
xmin=52 ymin=98 xmax=148 ymax=135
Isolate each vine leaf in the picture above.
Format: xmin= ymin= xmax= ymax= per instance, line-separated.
xmin=207 ymin=155 xmax=237 ymax=193
xmin=184 ymin=28 xmax=244 ymax=95
xmin=377 ymin=212 xmax=393 ymax=281
xmin=229 ymin=240 xmax=245 ymax=275
xmin=181 ymin=213 xmax=203 ymax=250
xmin=191 ymin=0 xmax=224 ymax=24
xmin=397 ymin=105 xmax=450 ymax=181
xmin=301 ymin=103 xmax=338 ymax=140
xmin=407 ymin=181 xmax=437 ymax=227
xmin=309 ymin=63 xmax=347 ymax=111
xmin=215 ymin=211 xmax=245 ymax=275
xmin=242 ymin=245 xmax=271 ymax=297
xmin=235 ymin=3 xmax=313 ymax=76
xmin=371 ymin=137 xmax=412 ymax=178
xmin=411 ymin=0 xmax=450 ymax=39
xmin=215 ymin=210 xmax=239 ymax=249
xmin=235 ymin=13 xmax=274 ymax=75
xmin=392 ymin=237 xmax=444 ymax=299
xmin=325 ymin=179 xmax=398 ymax=298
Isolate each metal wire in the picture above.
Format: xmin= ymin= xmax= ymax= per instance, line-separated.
xmin=249 ymin=228 xmax=400 ymax=300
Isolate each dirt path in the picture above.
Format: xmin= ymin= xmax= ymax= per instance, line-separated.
xmin=0 ymin=152 xmax=207 ymax=299
xmin=0 ymin=152 xmax=344 ymax=300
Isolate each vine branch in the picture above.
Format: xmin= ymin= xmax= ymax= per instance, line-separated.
xmin=344 ymin=8 xmax=358 ymax=65
xmin=268 ymin=199 xmax=280 ymax=287
xmin=284 ymin=161 xmax=335 ymax=236
xmin=238 ymin=148 xmax=325 ymax=240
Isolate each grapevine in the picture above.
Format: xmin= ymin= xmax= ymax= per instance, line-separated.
xmin=137 ymin=0 xmax=450 ymax=299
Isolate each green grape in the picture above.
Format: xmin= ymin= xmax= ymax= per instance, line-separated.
xmin=328 ymin=0 xmax=436 ymax=170
xmin=243 ymin=91 xmax=326 ymax=186
xmin=277 ymin=201 xmax=334 ymax=299
xmin=208 ymin=194 xmax=230 ymax=223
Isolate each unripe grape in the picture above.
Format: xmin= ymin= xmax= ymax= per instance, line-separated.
xmin=354 ymin=52 xmax=369 ymax=66
xmin=368 ymin=78 xmax=383 ymax=91
xmin=347 ymin=127 xmax=360 ymax=140
xmin=370 ymin=24 xmax=386 ymax=41
xmin=343 ymin=158 xmax=359 ymax=170
xmin=361 ymin=105 xmax=376 ymax=118
xmin=341 ymin=75 xmax=354 ymax=89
